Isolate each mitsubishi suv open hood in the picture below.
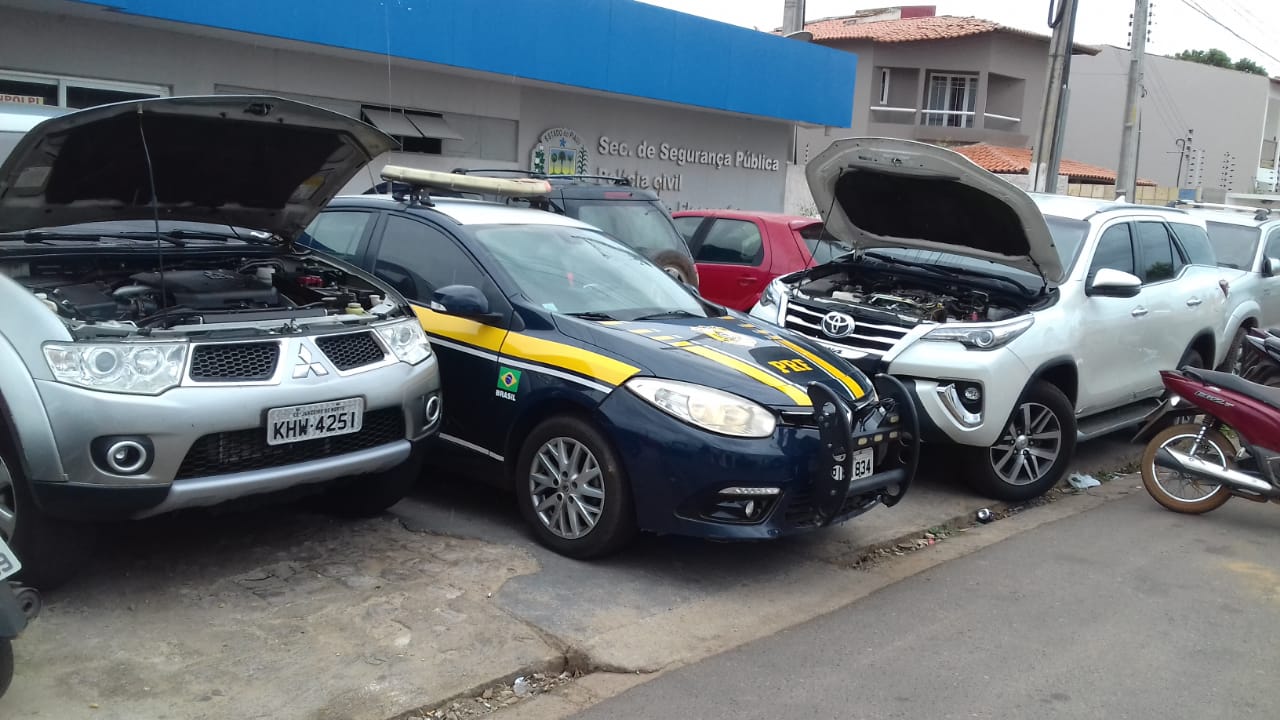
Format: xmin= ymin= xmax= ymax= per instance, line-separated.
xmin=807 ymin=137 xmax=1065 ymax=284
xmin=0 ymin=95 xmax=395 ymax=240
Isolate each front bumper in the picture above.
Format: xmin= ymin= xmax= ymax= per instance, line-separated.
xmin=599 ymin=374 xmax=919 ymax=540
xmin=28 ymin=358 xmax=441 ymax=521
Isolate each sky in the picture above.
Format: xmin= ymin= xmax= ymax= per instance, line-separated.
xmin=638 ymin=0 xmax=1280 ymax=72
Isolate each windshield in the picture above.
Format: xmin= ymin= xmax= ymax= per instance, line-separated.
xmin=797 ymin=223 xmax=855 ymax=264
xmin=470 ymin=224 xmax=709 ymax=320
xmin=563 ymin=199 xmax=689 ymax=256
xmin=1205 ymin=221 xmax=1261 ymax=270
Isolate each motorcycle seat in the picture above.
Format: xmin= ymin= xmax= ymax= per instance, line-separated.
xmin=1183 ymin=367 xmax=1280 ymax=412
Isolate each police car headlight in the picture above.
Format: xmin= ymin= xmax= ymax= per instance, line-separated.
xmin=626 ymin=378 xmax=776 ymax=438
xmin=377 ymin=320 xmax=433 ymax=365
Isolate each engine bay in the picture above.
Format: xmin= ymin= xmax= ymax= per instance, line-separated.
xmin=791 ymin=265 xmax=1031 ymax=324
xmin=2 ymin=252 xmax=392 ymax=331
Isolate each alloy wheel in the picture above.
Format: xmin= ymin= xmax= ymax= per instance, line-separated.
xmin=1150 ymin=431 xmax=1227 ymax=502
xmin=529 ymin=437 xmax=606 ymax=540
xmin=0 ymin=456 xmax=15 ymax=541
xmin=989 ymin=402 xmax=1063 ymax=486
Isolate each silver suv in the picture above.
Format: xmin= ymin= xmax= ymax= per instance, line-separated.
xmin=0 ymin=96 xmax=442 ymax=587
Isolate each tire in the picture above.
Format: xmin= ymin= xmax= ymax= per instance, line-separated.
xmin=1162 ymin=348 xmax=1206 ymax=427
xmin=964 ymin=380 xmax=1077 ymax=502
xmin=0 ymin=638 xmax=12 ymax=700
xmin=1140 ymin=424 xmax=1233 ymax=514
xmin=311 ymin=452 xmax=423 ymax=519
xmin=0 ymin=445 xmax=94 ymax=591
xmin=515 ymin=415 xmax=636 ymax=558
xmin=651 ymin=250 xmax=699 ymax=289
xmin=1219 ymin=327 xmax=1248 ymax=374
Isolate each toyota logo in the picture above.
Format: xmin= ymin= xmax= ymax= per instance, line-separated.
xmin=821 ymin=311 xmax=855 ymax=339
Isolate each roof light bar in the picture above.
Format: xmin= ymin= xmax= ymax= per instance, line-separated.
xmin=380 ymin=165 xmax=552 ymax=198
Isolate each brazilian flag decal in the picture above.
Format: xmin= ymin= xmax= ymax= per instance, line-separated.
xmin=498 ymin=366 xmax=522 ymax=393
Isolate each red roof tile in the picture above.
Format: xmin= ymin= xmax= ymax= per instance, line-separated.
xmin=792 ymin=15 xmax=1099 ymax=54
xmin=951 ymin=143 xmax=1156 ymax=186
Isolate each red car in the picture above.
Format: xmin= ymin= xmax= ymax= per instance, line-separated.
xmin=672 ymin=210 xmax=853 ymax=311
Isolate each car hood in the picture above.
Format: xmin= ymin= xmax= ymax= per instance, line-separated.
xmin=806 ymin=137 xmax=1065 ymax=284
xmin=554 ymin=312 xmax=871 ymax=408
xmin=0 ymin=95 xmax=395 ymax=239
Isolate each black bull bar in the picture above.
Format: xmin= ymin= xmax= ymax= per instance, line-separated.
xmin=807 ymin=374 xmax=920 ymax=523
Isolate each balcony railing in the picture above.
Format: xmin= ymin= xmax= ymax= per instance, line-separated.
xmin=869 ymin=106 xmax=1022 ymax=130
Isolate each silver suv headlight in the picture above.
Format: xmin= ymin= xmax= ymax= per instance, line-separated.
xmin=921 ymin=315 xmax=1034 ymax=350
xmin=377 ymin=320 xmax=433 ymax=365
xmin=43 ymin=342 xmax=188 ymax=395
xmin=626 ymin=377 xmax=777 ymax=438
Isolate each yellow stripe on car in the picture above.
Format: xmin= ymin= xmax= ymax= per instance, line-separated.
xmin=774 ymin=337 xmax=866 ymax=398
xmin=412 ymin=305 xmax=506 ymax=352
xmin=681 ymin=345 xmax=812 ymax=406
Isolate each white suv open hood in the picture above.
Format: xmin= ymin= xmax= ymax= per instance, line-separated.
xmin=0 ymin=95 xmax=395 ymax=240
xmin=806 ymin=137 xmax=1065 ymax=284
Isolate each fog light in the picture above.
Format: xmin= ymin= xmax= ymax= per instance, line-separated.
xmin=719 ymin=487 xmax=781 ymax=496
xmin=92 ymin=435 xmax=154 ymax=476
xmin=425 ymin=394 xmax=442 ymax=427
xmin=964 ymin=386 xmax=981 ymax=402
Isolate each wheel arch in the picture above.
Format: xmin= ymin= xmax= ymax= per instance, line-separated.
xmin=1188 ymin=331 xmax=1216 ymax=368
xmin=502 ymin=395 xmax=602 ymax=482
xmin=1028 ymin=357 xmax=1079 ymax=408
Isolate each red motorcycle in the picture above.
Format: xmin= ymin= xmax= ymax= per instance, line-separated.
xmin=1137 ymin=366 xmax=1280 ymax=514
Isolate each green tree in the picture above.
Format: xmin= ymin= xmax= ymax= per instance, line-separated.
xmin=1232 ymin=57 xmax=1269 ymax=76
xmin=1173 ymin=48 xmax=1267 ymax=76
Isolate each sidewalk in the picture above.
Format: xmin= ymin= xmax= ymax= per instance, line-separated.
xmin=1 ymin=435 xmax=1138 ymax=720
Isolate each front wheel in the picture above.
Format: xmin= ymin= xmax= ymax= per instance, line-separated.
xmin=515 ymin=416 xmax=636 ymax=558
xmin=1140 ymin=425 xmax=1233 ymax=514
xmin=0 ymin=446 xmax=94 ymax=590
xmin=964 ymin=381 xmax=1077 ymax=502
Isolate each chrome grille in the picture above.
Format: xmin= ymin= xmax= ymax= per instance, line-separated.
xmin=189 ymin=342 xmax=280 ymax=382
xmin=782 ymin=299 xmax=912 ymax=359
xmin=315 ymin=331 xmax=386 ymax=371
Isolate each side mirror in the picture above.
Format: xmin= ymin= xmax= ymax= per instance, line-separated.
xmin=1264 ymin=257 xmax=1279 ymax=277
xmin=1088 ymin=268 xmax=1142 ymax=298
xmin=431 ymin=284 xmax=497 ymax=322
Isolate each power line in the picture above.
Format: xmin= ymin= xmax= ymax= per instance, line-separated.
xmin=1178 ymin=0 xmax=1280 ymax=67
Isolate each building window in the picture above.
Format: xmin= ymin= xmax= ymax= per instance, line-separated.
xmin=879 ymin=68 xmax=890 ymax=105
xmin=923 ymin=73 xmax=978 ymax=128
xmin=360 ymin=105 xmax=465 ymax=155
xmin=0 ymin=69 xmax=167 ymax=109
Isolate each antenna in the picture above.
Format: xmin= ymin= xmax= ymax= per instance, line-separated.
xmin=136 ymin=108 xmax=167 ymax=314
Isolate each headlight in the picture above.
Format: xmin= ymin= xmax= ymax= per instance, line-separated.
xmin=758 ymin=278 xmax=785 ymax=308
xmin=922 ymin=315 xmax=1034 ymax=350
xmin=377 ymin=320 xmax=433 ymax=365
xmin=43 ymin=342 xmax=188 ymax=395
xmin=626 ymin=378 xmax=777 ymax=438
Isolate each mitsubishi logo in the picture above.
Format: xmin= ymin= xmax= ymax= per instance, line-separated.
xmin=292 ymin=345 xmax=329 ymax=379
xmin=821 ymin=311 xmax=855 ymax=339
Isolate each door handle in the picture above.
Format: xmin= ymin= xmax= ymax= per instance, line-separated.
xmin=737 ymin=276 xmax=759 ymax=286
xmin=1131 ymin=307 xmax=1149 ymax=317
xmin=1186 ymin=298 xmax=1202 ymax=307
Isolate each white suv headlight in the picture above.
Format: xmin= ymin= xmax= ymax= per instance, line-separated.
xmin=377 ymin=320 xmax=433 ymax=365
xmin=626 ymin=378 xmax=777 ymax=438
xmin=43 ymin=342 xmax=188 ymax=395
xmin=922 ymin=315 xmax=1034 ymax=350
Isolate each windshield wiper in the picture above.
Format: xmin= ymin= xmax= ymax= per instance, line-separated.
xmin=630 ymin=309 xmax=700 ymax=321
xmin=565 ymin=311 xmax=617 ymax=321
xmin=6 ymin=230 xmax=187 ymax=246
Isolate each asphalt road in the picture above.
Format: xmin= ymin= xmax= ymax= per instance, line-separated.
xmin=568 ymin=492 xmax=1280 ymax=720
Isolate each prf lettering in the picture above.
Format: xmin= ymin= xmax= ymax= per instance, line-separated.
xmin=768 ymin=358 xmax=812 ymax=374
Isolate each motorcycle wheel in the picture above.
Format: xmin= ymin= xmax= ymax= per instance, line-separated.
xmin=1141 ymin=424 xmax=1234 ymax=514
xmin=0 ymin=637 xmax=11 ymax=699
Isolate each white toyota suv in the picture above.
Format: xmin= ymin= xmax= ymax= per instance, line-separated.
xmin=752 ymin=138 xmax=1235 ymax=501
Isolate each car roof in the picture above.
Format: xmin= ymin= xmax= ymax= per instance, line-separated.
xmin=332 ymin=194 xmax=598 ymax=229
xmin=1028 ymin=193 xmax=1197 ymax=223
xmin=0 ymin=104 xmax=67 ymax=133
xmin=673 ymin=209 xmax=822 ymax=225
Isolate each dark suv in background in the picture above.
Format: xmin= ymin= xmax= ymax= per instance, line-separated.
xmin=372 ymin=171 xmax=699 ymax=287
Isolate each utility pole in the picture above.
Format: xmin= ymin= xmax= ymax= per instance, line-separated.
xmin=1030 ymin=0 xmax=1081 ymax=193
xmin=1116 ymin=0 xmax=1150 ymax=201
